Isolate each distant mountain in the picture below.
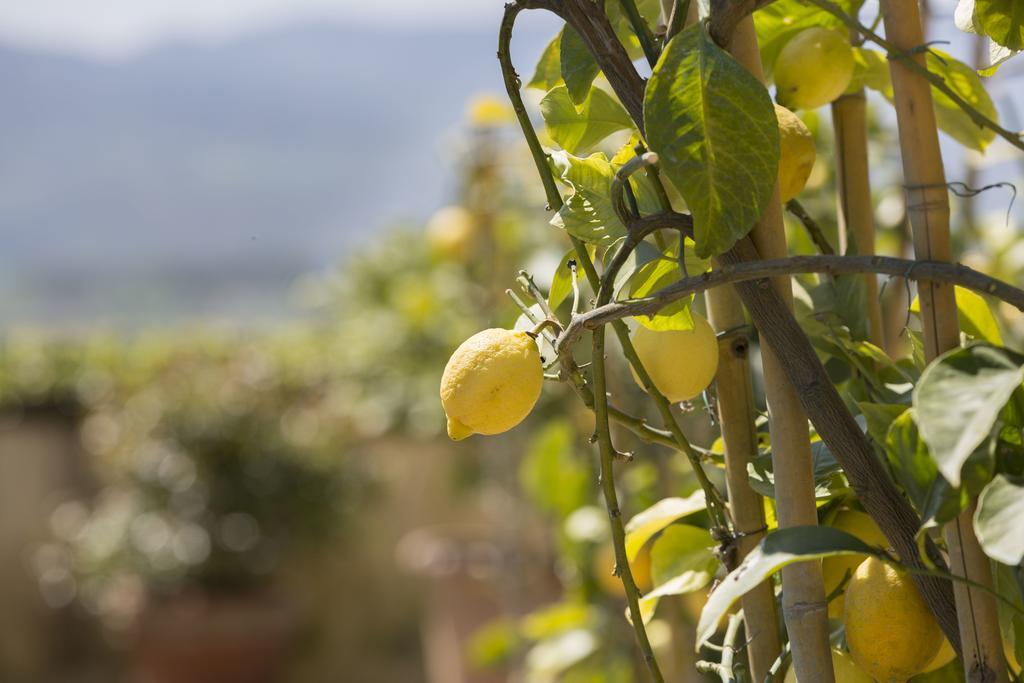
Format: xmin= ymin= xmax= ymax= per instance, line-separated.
xmin=0 ymin=18 xmax=558 ymax=326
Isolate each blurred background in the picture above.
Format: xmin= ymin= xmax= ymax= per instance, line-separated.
xmin=0 ymin=0 xmax=1021 ymax=681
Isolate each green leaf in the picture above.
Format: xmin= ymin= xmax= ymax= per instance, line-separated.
xmin=859 ymin=401 xmax=909 ymax=446
xmin=860 ymin=48 xmax=999 ymax=151
xmin=624 ymin=238 xmax=708 ymax=331
xmin=912 ymin=286 xmax=1003 ymax=345
xmin=929 ymin=50 xmax=999 ymax=151
xmin=529 ymin=32 xmax=564 ymax=91
xmin=885 ymin=409 xmax=963 ymax=527
xmin=697 ymin=526 xmax=880 ymax=647
xmin=960 ymin=0 xmax=1024 ymax=50
xmin=974 ymin=474 xmax=1024 ymax=564
xmin=955 ymin=287 xmax=1003 ymax=344
xmin=521 ymin=602 xmax=593 ymax=640
xmin=638 ymin=525 xmax=717 ymax=619
xmin=468 ymin=618 xmax=521 ymax=669
xmin=979 ymin=43 xmax=1021 ymax=76
xmin=549 ymin=151 xmax=663 ymax=246
xmin=644 ymin=24 xmax=780 ymax=258
xmin=560 ymin=27 xmax=600 ymax=105
xmin=519 ymin=421 xmax=591 ymax=519
xmin=914 ymin=344 xmax=1024 ymax=486
xmin=549 ymin=248 xmax=583 ymax=311
xmin=849 ymin=48 xmax=892 ymax=94
xmin=540 ymin=85 xmax=634 ymax=154
xmin=623 ymin=491 xmax=707 ymax=562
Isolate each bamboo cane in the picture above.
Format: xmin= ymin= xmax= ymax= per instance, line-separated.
xmin=832 ymin=76 xmax=885 ymax=347
xmin=669 ymin=2 xmax=784 ymax=678
xmin=723 ymin=16 xmax=835 ymax=683
xmin=880 ymin=2 xmax=1007 ymax=681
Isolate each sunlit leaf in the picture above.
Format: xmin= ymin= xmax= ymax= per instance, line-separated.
xmin=560 ymin=27 xmax=600 ymax=105
xmin=974 ymin=474 xmax=1024 ymax=564
xmin=623 ymin=491 xmax=706 ymax=562
xmin=540 ymin=85 xmax=634 ymax=154
xmin=644 ymin=24 xmax=779 ymax=258
xmin=520 ymin=421 xmax=591 ymax=519
xmin=529 ymin=32 xmax=564 ymax=91
xmin=638 ymin=525 xmax=717 ymax=621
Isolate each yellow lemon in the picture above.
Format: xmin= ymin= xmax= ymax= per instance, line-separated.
xmin=845 ymin=557 xmax=943 ymax=682
xmin=630 ymin=314 xmax=718 ymax=403
xmin=919 ymin=636 xmax=955 ymax=674
xmin=822 ymin=508 xmax=888 ymax=618
xmin=594 ymin=541 xmax=653 ymax=596
xmin=775 ymin=104 xmax=816 ymax=203
xmin=784 ymin=648 xmax=873 ymax=683
xmin=774 ymin=28 xmax=855 ymax=110
xmin=466 ymin=93 xmax=515 ymax=127
xmin=440 ymin=328 xmax=543 ymax=440
xmin=426 ymin=205 xmax=477 ymax=261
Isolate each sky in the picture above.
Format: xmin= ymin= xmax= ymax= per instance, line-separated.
xmin=0 ymin=0 xmax=497 ymax=58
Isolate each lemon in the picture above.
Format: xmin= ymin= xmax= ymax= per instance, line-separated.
xmin=466 ymin=93 xmax=515 ymax=128
xmin=427 ymin=205 xmax=477 ymax=261
xmin=629 ymin=314 xmax=718 ymax=403
xmin=784 ymin=648 xmax=873 ymax=683
xmin=774 ymin=28 xmax=854 ymax=110
xmin=822 ymin=509 xmax=888 ymax=618
xmin=919 ymin=637 xmax=955 ymax=674
xmin=440 ymin=328 xmax=543 ymax=440
xmin=594 ymin=541 xmax=653 ymax=596
xmin=845 ymin=557 xmax=943 ymax=682
xmin=775 ymin=104 xmax=816 ymax=203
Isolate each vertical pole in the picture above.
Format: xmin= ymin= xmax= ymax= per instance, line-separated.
xmin=880 ymin=2 xmax=1006 ymax=681
xmin=832 ymin=66 xmax=885 ymax=347
xmin=723 ymin=16 xmax=835 ymax=683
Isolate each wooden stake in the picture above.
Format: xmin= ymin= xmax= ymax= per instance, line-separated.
xmin=724 ymin=17 xmax=835 ymax=683
xmin=832 ymin=82 xmax=885 ymax=347
xmin=880 ymin=1 xmax=1006 ymax=680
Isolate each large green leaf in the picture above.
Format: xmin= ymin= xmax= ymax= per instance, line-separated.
xmin=974 ymin=474 xmax=1024 ymax=564
xmin=560 ymin=27 xmax=600 ymax=105
xmin=697 ymin=526 xmax=879 ymax=647
xmin=957 ymin=0 xmax=1024 ymax=50
xmin=644 ymin=24 xmax=779 ymax=258
xmin=623 ymin=491 xmax=706 ymax=562
xmin=913 ymin=344 xmax=1024 ymax=486
xmin=540 ymin=85 xmax=634 ymax=154
xmin=529 ymin=32 xmax=564 ymax=91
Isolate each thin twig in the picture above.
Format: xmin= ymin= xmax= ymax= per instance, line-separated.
xmin=618 ymin=0 xmax=661 ymax=67
xmin=786 ymin=199 xmax=835 ymax=256
xmin=696 ymin=612 xmax=744 ymax=682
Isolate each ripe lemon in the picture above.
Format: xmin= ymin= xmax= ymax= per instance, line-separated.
xmin=919 ymin=636 xmax=955 ymax=674
xmin=822 ymin=509 xmax=888 ymax=618
xmin=440 ymin=328 xmax=543 ymax=440
xmin=427 ymin=205 xmax=477 ymax=261
xmin=775 ymin=104 xmax=816 ymax=203
xmin=783 ymin=648 xmax=873 ymax=683
xmin=845 ymin=557 xmax=942 ymax=682
xmin=594 ymin=541 xmax=653 ymax=596
xmin=774 ymin=28 xmax=854 ymax=110
xmin=629 ymin=314 xmax=718 ymax=403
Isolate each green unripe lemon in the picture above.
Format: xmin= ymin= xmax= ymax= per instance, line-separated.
xmin=774 ymin=28 xmax=855 ymax=110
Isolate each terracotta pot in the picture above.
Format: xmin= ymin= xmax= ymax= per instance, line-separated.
xmin=132 ymin=589 xmax=298 ymax=683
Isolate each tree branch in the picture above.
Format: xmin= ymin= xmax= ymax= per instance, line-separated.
xmin=556 ymin=251 xmax=1024 ymax=349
